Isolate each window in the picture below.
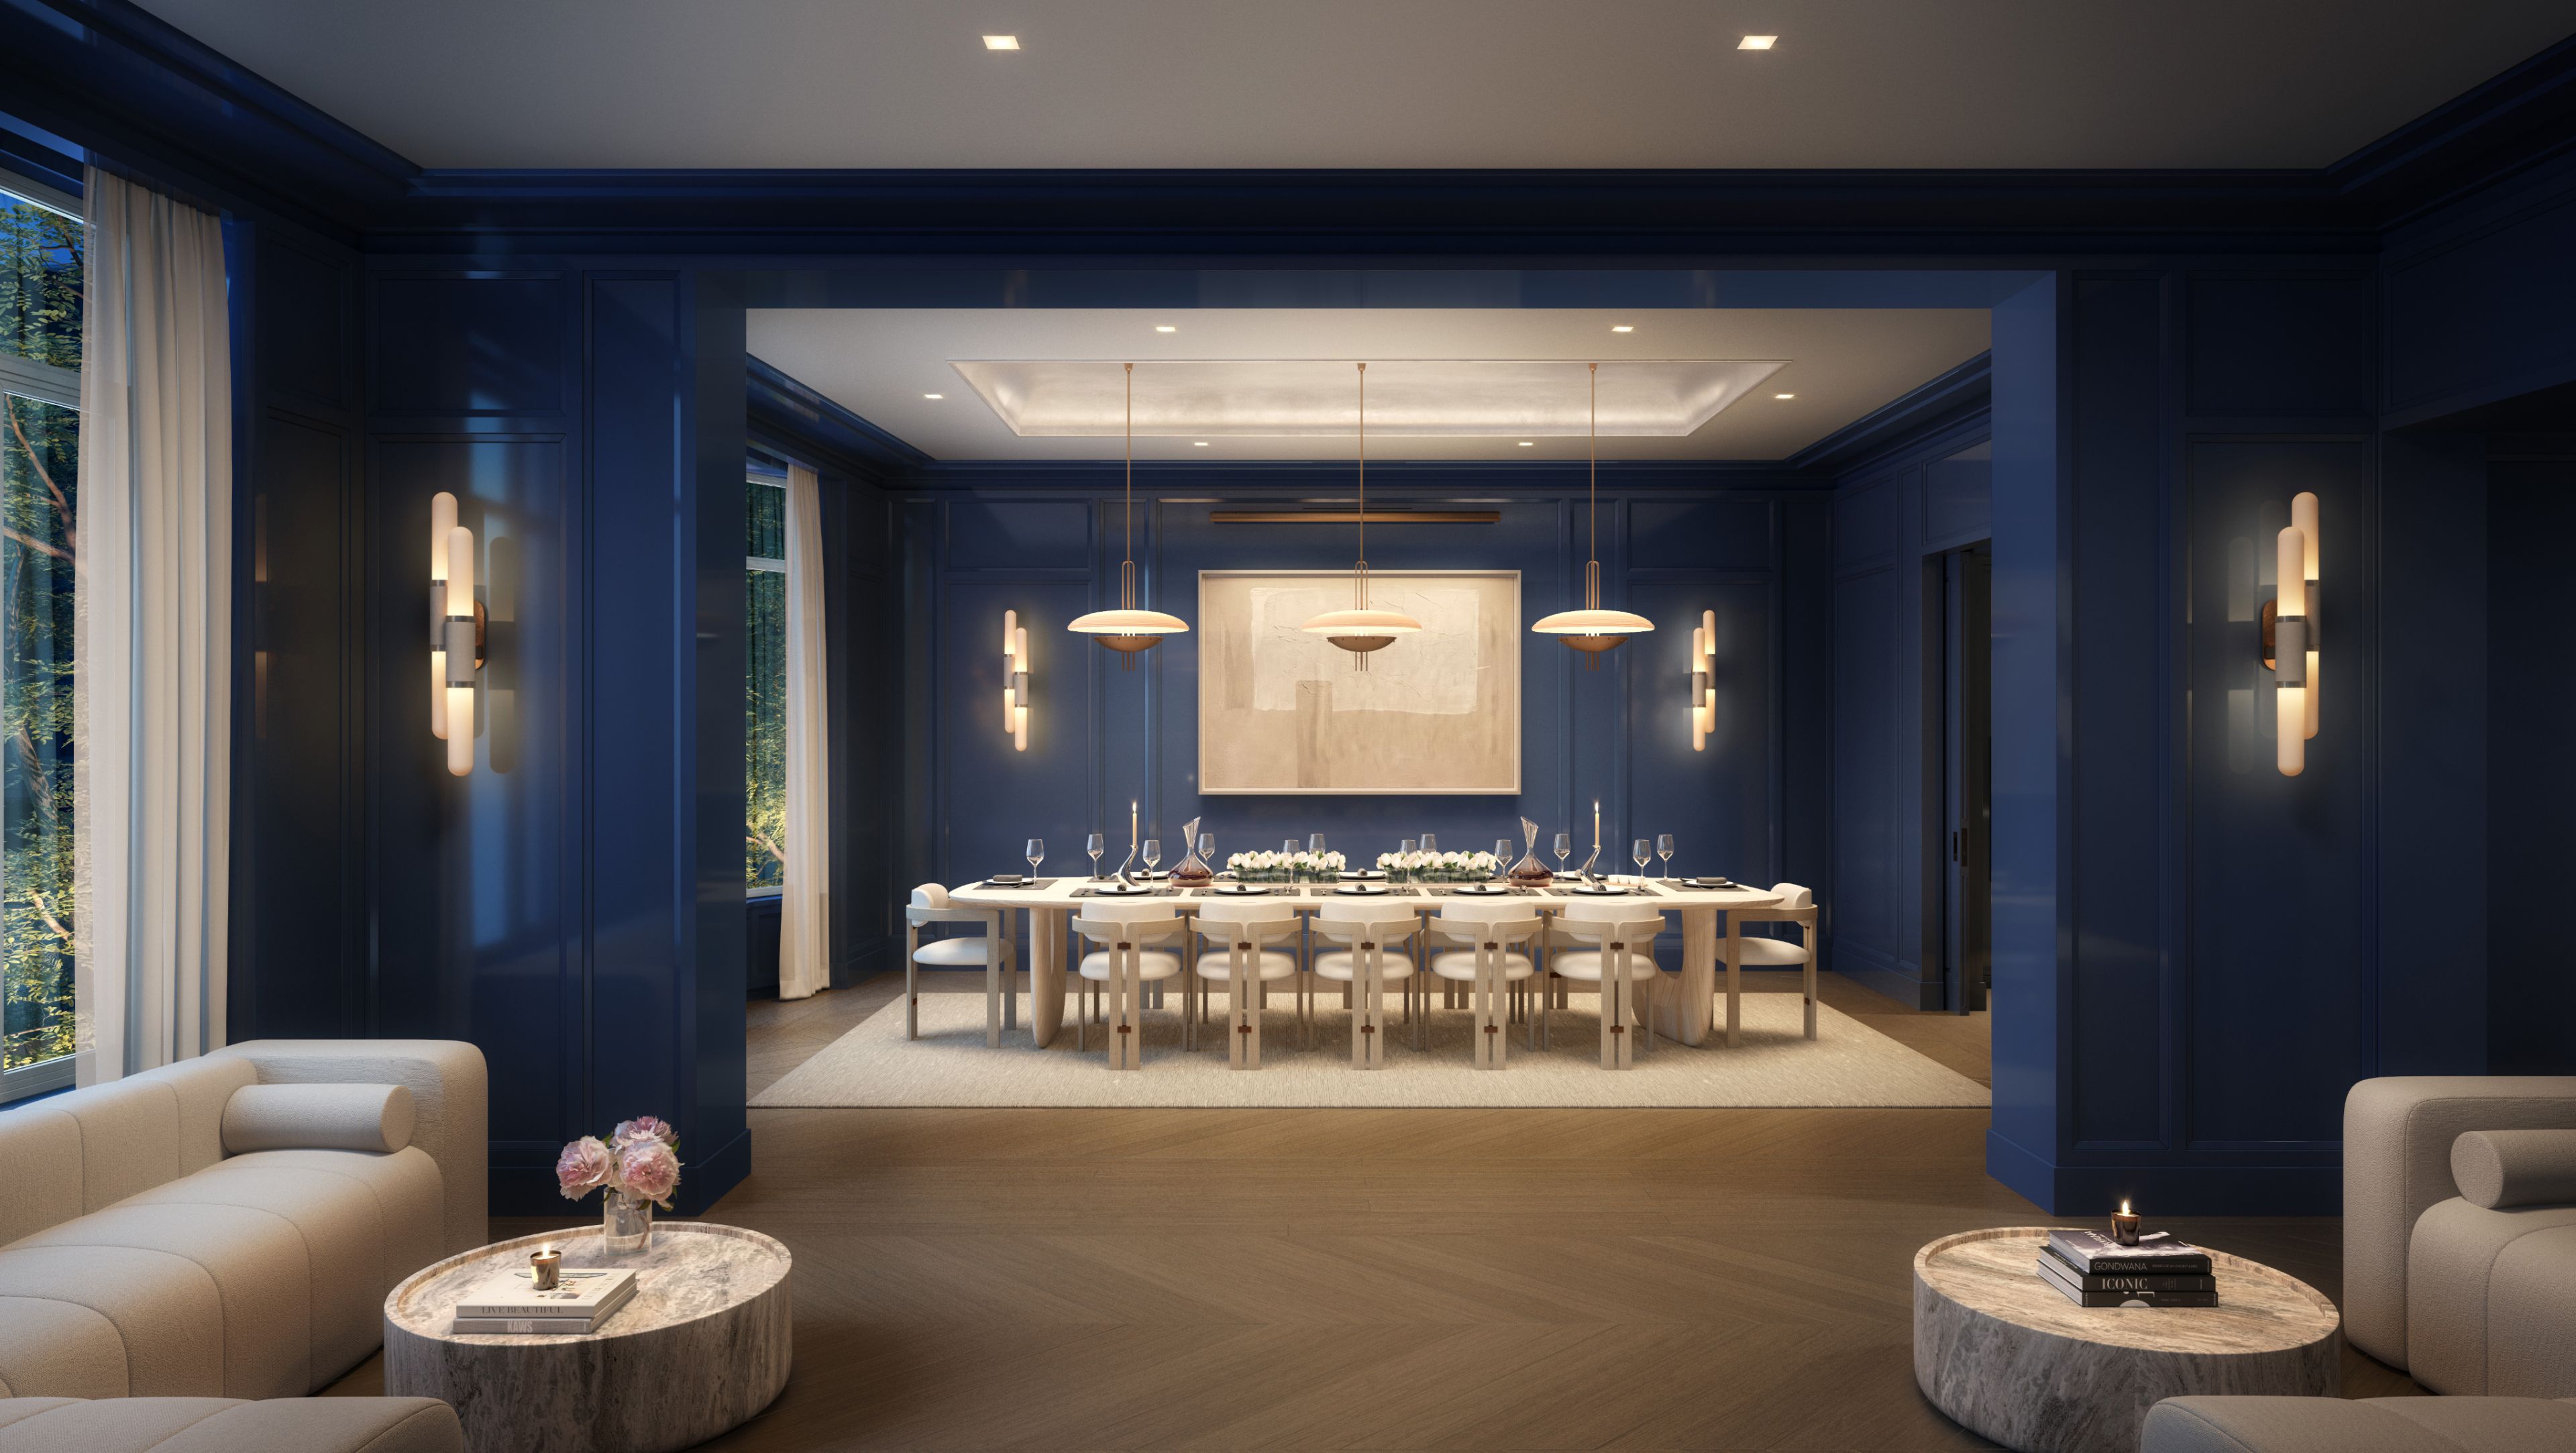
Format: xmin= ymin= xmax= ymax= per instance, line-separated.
xmin=745 ymin=464 xmax=788 ymax=891
xmin=1 ymin=173 xmax=82 ymax=1103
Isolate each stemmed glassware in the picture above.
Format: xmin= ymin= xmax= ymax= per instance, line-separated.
xmin=1553 ymin=832 xmax=1571 ymax=877
xmin=1421 ymin=832 xmax=1438 ymax=853
xmin=1197 ymin=832 xmax=1215 ymax=869
xmin=1657 ymin=833 xmax=1675 ymax=880
xmin=1086 ymin=832 xmax=1106 ymax=879
xmin=1026 ymin=839 xmax=1044 ymax=880
xmin=1633 ymin=839 xmax=1652 ymax=883
xmin=1494 ymin=838 xmax=1513 ymax=879
xmin=1143 ymin=839 xmax=1161 ymax=877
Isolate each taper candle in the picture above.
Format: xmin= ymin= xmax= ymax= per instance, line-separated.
xmin=1593 ymin=800 xmax=1601 ymax=852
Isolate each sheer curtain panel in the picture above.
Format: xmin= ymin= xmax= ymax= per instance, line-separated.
xmin=779 ymin=462 xmax=832 ymax=999
xmin=72 ymin=168 xmax=232 ymax=1083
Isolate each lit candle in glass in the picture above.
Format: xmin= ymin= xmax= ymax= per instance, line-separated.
xmin=529 ymin=1243 xmax=561 ymax=1291
xmin=2111 ymin=1200 xmax=2141 ymax=1246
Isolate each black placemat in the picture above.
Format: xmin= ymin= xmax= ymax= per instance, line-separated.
xmin=1424 ymin=885 xmax=1540 ymax=897
xmin=973 ymin=877 xmax=1059 ymax=890
xmin=1071 ymin=885 xmax=1181 ymax=898
xmin=1544 ymin=883 xmax=1665 ymax=898
xmin=1189 ymin=885 xmax=1279 ymax=898
xmin=1303 ymin=885 xmax=1422 ymax=898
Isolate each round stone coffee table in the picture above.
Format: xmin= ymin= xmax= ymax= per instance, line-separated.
xmin=386 ymin=1223 xmax=791 ymax=1453
xmin=1913 ymin=1227 xmax=2339 ymax=1453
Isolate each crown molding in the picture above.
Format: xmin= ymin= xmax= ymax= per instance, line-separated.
xmin=747 ymin=355 xmax=929 ymax=478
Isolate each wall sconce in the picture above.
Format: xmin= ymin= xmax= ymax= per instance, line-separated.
xmin=1690 ymin=608 xmax=1717 ymax=751
xmin=1002 ymin=609 xmax=1030 ymax=752
xmin=2259 ymin=491 xmax=2320 ymax=777
xmin=428 ymin=492 xmax=485 ymax=777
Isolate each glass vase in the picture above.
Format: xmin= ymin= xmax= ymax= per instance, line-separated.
xmin=602 ymin=1188 xmax=653 ymax=1256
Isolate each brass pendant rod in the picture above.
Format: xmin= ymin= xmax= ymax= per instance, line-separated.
xmin=1587 ymin=361 xmax=1599 ymax=610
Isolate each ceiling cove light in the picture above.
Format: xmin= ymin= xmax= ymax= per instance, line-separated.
xmin=1531 ymin=363 xmax=1655 ymax=665
xmin=1067 ymin=363 xmax=1189 ymax=665
xmin=982 ymin=34 xmax=1020 ymax=50
xmin=1299 ymin=362 xmax=1423 ymax=671
xmin=1738 ymin=34 xmax=1777 ymax=50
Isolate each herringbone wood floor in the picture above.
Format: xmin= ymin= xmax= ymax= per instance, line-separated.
xmin=326 ymin=972 xmax=2416 ymax=1450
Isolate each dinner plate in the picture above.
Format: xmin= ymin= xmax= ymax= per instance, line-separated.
xmin=1339 ymin=870 xmax=1385 ymax=881
xmin=1333 ymin=883 xmax=1391 ymax=896
xmin=1569 ymin=883 xmax=1631 ymax=896
xmin=985 ymin=875 xmax=1028 ymax=887
xmin=1210 ymin=883 xmax=1268 ymax=896
xmin=1089 ymin=882 xmax=1152 ymax=896
xmin=1684 ymin=877 xmax=1735 ymax=890
xmin=1449 ymin=883 xmax=1509 ymax=896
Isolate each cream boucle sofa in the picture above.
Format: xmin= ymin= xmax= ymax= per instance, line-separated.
xmin=0 ymin=1040 xmax=485 ymax=1452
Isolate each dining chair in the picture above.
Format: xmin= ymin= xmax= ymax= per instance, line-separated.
xmin=1546 ymin=903 xmax=1669 ymax=1069
xmin=904 ymin=883 xmax=1016 ymax=1047
xmin=1191 ymin=899 xmax=1304 ymax=1069
xmin=1428 ymin=902 xmax=1544 ymax=1069
xmin=1309 ymin=904 xmax=1422 ymax=1067
xmin=1729 ymin=883 xmax=1821 ymax=1039
xmin=1069 ymin=901 xmax=1187 ymax=1070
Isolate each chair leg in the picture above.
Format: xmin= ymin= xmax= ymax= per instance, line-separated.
xmin=1108 ymin=944 xmax=1142 ymax=1071
xmin=905 ymin=927 xmax=920 ymax=1040
xmin=1805 ymin=919 xmax=1820 ymax=1040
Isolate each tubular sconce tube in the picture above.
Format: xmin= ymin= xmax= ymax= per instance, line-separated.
xmin=1690 ymin=608 xmax=1716 ymax=751
xmin=443 ymin=522 xmax=477 ymax=777
xmin=2291 ymin=491 xmax=2319 ymax=739
xmin=1003 ymin=610 xmax=1030 ymax=751
xmin=2273 ymin=525 xmax=2307 ymax=777
xmin=429 ymin=492 xmax=456 ymax=739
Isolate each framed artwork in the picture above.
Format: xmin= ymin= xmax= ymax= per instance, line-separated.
xmin=1197 ymin=570 xmax=1520 ymax=794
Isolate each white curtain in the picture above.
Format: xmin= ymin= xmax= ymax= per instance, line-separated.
xmin=72 ymin=169 xmax=233 ymax=1083
xmin=778 ymin=462 xmax=832 ymax=999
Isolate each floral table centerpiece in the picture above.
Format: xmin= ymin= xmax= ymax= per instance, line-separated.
xmin=555 ymin=1116 xmax=683 ymax=1254
xmin=1375 ymin=849 xmax=1501 ymax=883
xmin=1225 ymin=849 xmax=1346 ymax=883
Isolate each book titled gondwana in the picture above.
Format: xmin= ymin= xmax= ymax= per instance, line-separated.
xmin=2044 ymin=1228 xmax=2214 ymax=1276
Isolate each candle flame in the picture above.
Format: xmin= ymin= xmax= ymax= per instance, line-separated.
xmin=2118 ymin=1200 xmax=2131 ymax=1216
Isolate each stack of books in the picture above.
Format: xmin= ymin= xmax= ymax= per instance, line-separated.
xmin=2037 ymin=1229 xmax=2217 ymax=1307
xmin=452 ymin=1264 xmax=637 ymax=1335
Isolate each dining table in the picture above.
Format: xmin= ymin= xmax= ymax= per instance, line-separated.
xmin=941 ymin=877 xmax=1791 ymax=1050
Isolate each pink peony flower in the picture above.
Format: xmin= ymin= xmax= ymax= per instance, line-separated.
xmin=611 ymin=1115 xmax=678 ymax=1149
xmin=555 ymin=1136 xmax=612 ymax=1199
xmin=614 ymin=1140 xmax=682 ymax=1208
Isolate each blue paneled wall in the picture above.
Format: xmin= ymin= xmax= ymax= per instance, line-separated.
xmin=900 ymin=471 xmax=1830 ymax=947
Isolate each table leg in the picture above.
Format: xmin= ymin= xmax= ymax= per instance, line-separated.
xmin=1725 ymin=914 xmax=1742 ymax=1048
xmin=1666 ymin=907 xmax=1717 ymax=1046
xmin=1028 ymin=908 xmax=1066 ymax=1048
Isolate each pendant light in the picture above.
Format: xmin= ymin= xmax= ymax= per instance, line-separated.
xmin=1532 ymin=362 xmax=1654 ymax=664
xmin=1067 ymin=362 xmax=1189 ymax=667
xmin=1299 ymin=362 xmax=1422 ymax=671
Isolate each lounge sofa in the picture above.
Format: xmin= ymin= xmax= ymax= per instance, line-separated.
xmin=0 ymin=1040 xmax=485 ymax=1452
xmin=2137 ymin=1075 xmax=2576 ymax=1452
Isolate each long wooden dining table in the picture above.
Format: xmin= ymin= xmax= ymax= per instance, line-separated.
xmin=942 ymin=878 xmax=1790 ymax=1051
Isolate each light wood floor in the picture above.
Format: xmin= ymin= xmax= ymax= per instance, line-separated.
xmin=327 ymin=971 xmax=2416 ymax=1450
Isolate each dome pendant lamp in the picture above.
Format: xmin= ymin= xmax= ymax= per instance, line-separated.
xmin=1532 ymin=362 xmax=1654 ymax=666
xmin=1299 ymin=362 xmax=1422 ymax=671
xmin=1067 ymin=362 xmax=1190 ymax=668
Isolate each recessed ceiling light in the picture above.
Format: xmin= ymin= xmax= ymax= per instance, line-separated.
xmin=1155 ymin=325 xmax=1177 ymax=333
xmin=1611 ymin=325 xmax=1635 ymax=333
xmin=924 ymin=392 xmax=945 ymax=399
xmin=1517 ymin=441 xmax=1536 ymax=447
xmin=1774 ymin=392 xmax=1795 ymax=399
xmin=1192 ymin=441 xmax=1210 ymax=447
xmin=1739 ymin=35 xmax=1776 ymax=50
xmin=982 ymin=34 xmax=1020 ymax=50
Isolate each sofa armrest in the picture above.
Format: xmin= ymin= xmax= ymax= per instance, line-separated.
xmin=2344 ymin=1076 xmax=2576 ymax=1369
xmin=210 ymin=1040 xmax=488 ymax=1256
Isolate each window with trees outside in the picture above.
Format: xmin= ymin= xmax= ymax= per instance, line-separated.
xmin=745 ymin=464 xmax=788 ymax=890
xmin=1 ymin=172 xmax=83 ymax=1104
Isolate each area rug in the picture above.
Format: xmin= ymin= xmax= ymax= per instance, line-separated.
xmin=751 ymin=991 xmax=1988 ymax=1110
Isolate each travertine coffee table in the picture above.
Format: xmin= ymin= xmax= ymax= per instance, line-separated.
xmin=386 ymin=1223 xmax=791 ymax=1453
xmin=1913 ymin=1227 xmax=2339 ymax=1453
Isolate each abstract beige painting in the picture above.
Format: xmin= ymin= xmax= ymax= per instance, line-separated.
xmin=1198 ymin=570 xmax=1520 ymax=794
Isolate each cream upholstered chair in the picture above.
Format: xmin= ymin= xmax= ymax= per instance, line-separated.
xmin=905 ymin=882 xmax=1016 ymax=1046
xmin=1546 ymin=903 xmax=1668 ymax=1069
xmin=1428 ymin=901 xmax=1544 ymax=1069
xmin=1069 ymin=901 xmax=1187 ymax=1070
xmin=1729 ymin=882 xmax=1819 ymax=1039
xmin=1191 ymin=898 xmax=1305 ymax=1067
xmin=1309 ymin=904 xmax=1421 ymax=1066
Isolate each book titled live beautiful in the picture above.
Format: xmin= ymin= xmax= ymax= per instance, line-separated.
xmin=2045 ymin=1228 xmax=2214 ymax=1277
xmin=452 ymin=1265 xmax=637 ymax=1335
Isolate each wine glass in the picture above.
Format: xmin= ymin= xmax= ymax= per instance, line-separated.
xmin=1633 ymin=839 xmax=1652 ymax=883
xmin=1086 ymin=832 xmax=1105 ymax=879
xmin=1656 ymin=833 xmax=1675 ymax=880
xmin=1142 ymin=839 xmax=1161 ymax=876
xmin=1494 ymin=838 xmax=1513 ymax=879
xmin=1398 ymin=839 xmax=1417 ymax=884
xmin=1197 ymin=831 xmax=1215 ymax=869
xmin=1421 ymin=832 xmax=1438 ymax=853
xmin=1553 ymin=832 xmax=1570 ymax=877
xmin=1026 ymin=839 xmax=1044 ymax=880
xmin=1281 ymin=837 xmax=1301 ymax=883
xmin=1309 ymin=832 xmax=1326 ymax=853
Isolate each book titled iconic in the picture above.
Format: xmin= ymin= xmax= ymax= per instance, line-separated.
xmin=2045 ymin=1228 xmax=2214 ymax=1275
xmin=452 ymin=1266 xmax=637 ymax=1336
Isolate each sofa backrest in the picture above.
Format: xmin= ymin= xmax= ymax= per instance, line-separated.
xmin=0 ymin=1056 xmax=260 ymax=1247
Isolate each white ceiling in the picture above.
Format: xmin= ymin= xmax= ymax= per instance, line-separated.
xmin=131 ymin=0 xmax=2573 ymax=170
xmin=745 ymin=309 xmax=1992 ymax=461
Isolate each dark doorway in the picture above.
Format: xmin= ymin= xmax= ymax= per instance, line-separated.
xmin=1938 ymin=543 xmax=1992 ymax=1014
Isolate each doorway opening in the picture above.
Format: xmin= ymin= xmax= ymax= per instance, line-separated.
xmin=1933 ymin=541 xmax=1991 ymax=1016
